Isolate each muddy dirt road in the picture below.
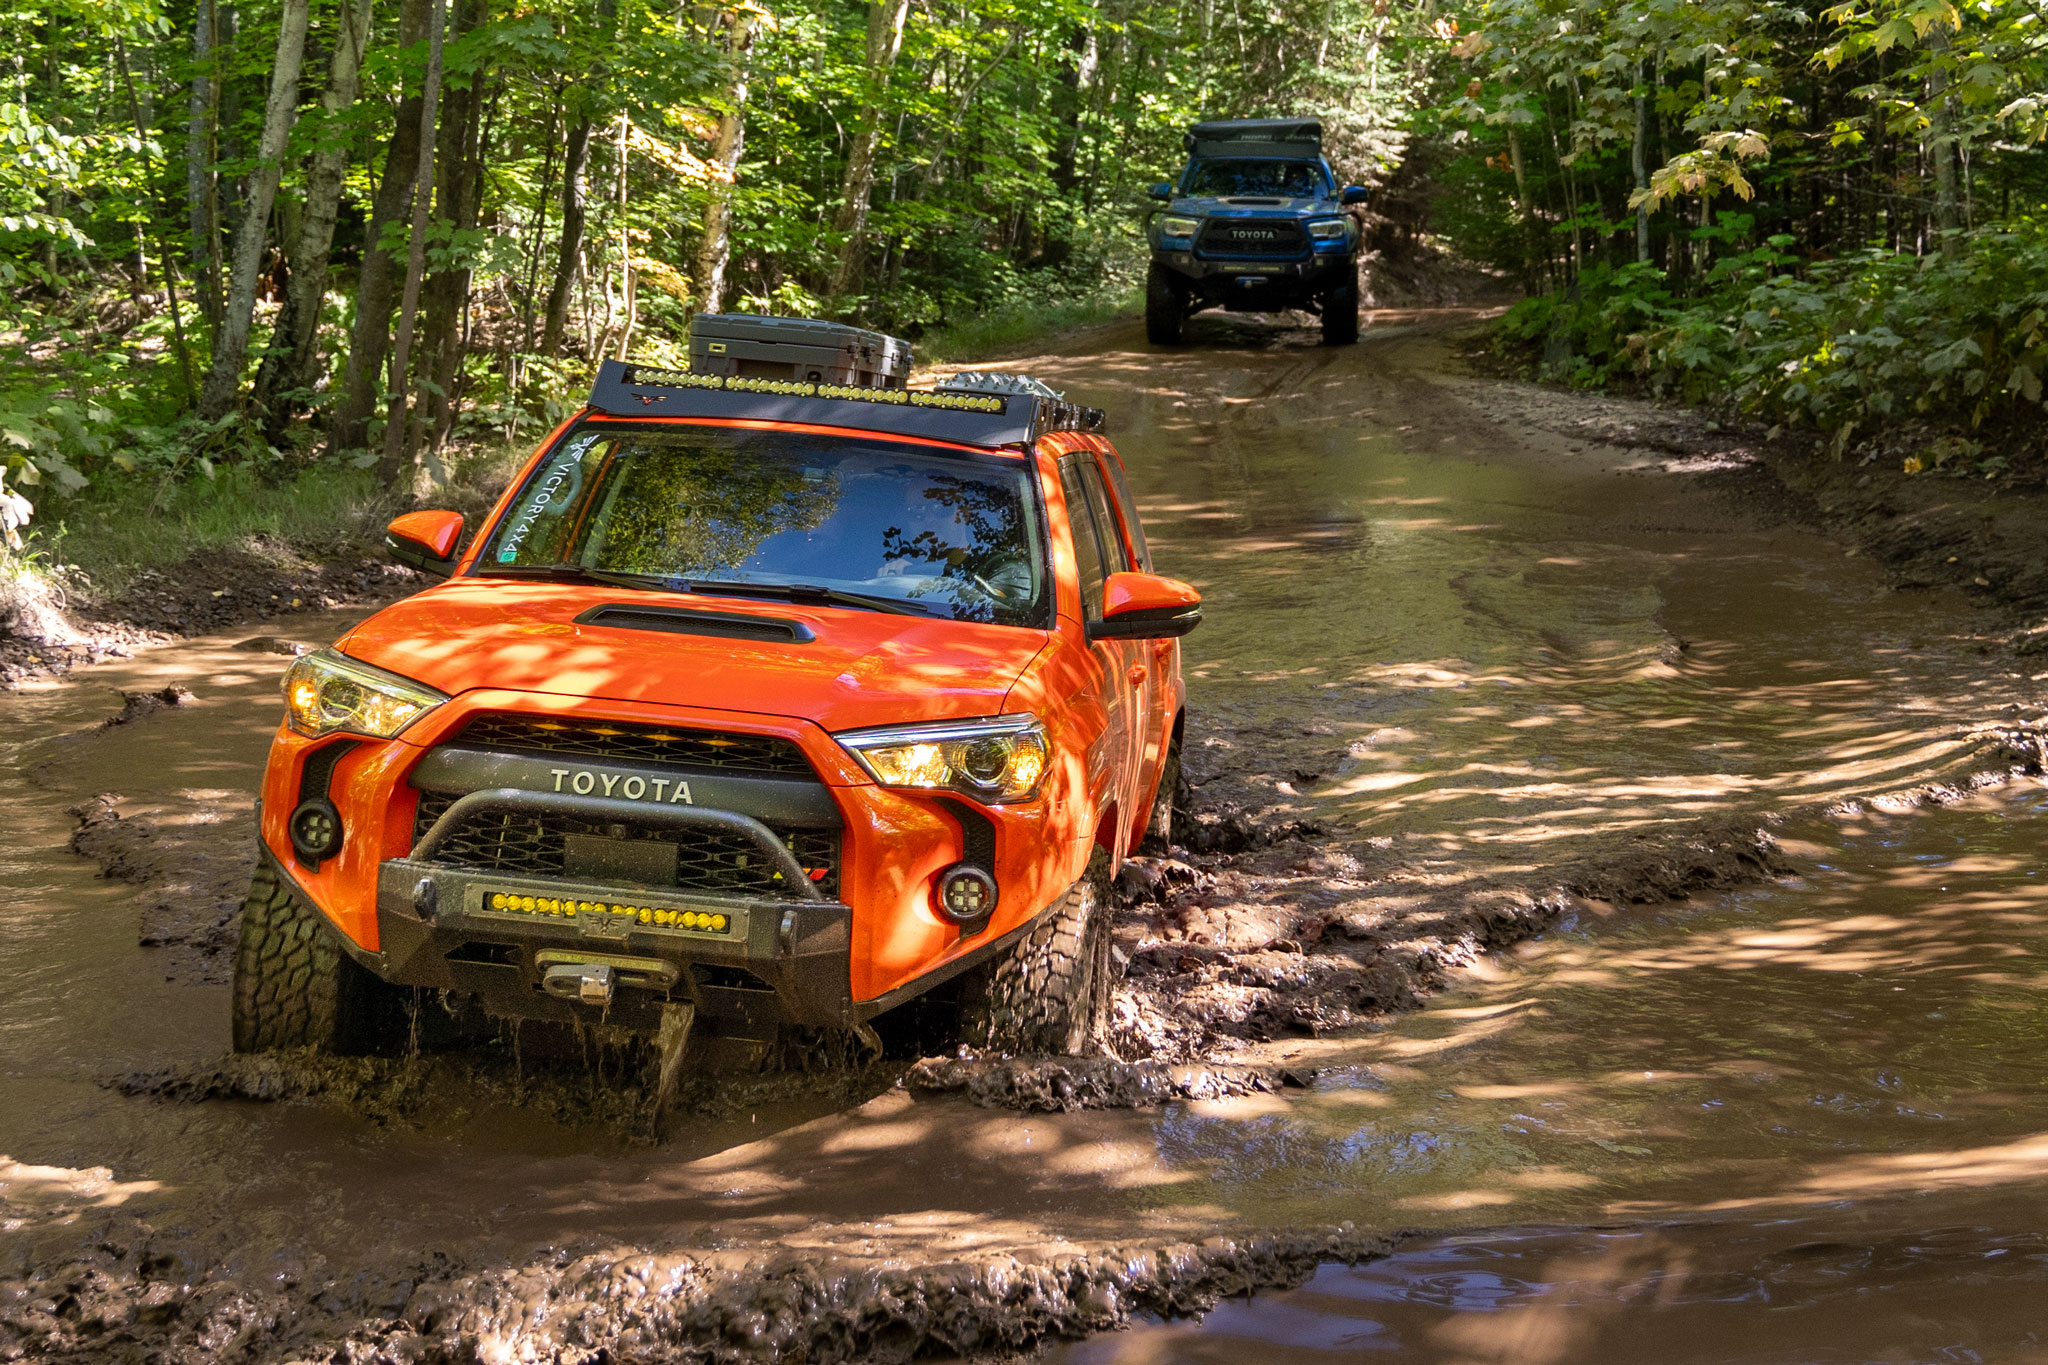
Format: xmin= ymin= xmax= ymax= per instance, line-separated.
xmin=5 ymin=311 xmax=2046 ymax=1362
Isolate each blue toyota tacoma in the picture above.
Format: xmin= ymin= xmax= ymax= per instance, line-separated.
xmin=1144 ymin=118 xmax=1370 ymax=346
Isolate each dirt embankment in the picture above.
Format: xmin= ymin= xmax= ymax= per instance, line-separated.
xmin=0 ymin=544 xmax=418 ymax=687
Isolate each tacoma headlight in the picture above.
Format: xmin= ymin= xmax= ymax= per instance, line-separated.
xmin=1306 ymin=217 xmax=1352 ymax=241
xmin=1157 ymin=215 xmax=1199 ymax=239
xmin=837 ymin=715 xmax=1049 ymax=803
xmin=282 ymin=648 xmax=447 ymax=740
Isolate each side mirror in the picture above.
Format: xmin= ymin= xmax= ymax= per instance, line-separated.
xmin=386 ymin=509 xmax=465 ymax=578
xmin=1089 ymin=572 xmax=1202 ymax=641
xmin=1341 ymin=185 xmax=1371 ymax=206
xmin=1147 ymin=181 xmax=1175 ymax=202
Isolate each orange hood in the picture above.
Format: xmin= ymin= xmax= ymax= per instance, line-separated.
xmin=335 ymin=579 xmax=1053 ymax=733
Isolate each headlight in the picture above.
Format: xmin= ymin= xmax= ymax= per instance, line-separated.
xmin=837 ymin=715 xmax=1049 ymax=803
xmin=1157 ymin=215 xmax=1199 ymax=239
xmin=1307 ymin=217 xmax=1351 ymax=241
xmin=281 ymin=649 xmax=447 ymax=740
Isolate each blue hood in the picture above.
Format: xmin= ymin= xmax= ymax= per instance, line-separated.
xmin=1168 ymin=194 xmax=1337 ymax=219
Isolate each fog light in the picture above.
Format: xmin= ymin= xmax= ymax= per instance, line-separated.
xmin=936 ymin=864 xmax=998 ymax=923
xmin=288 ymin=798 xmax=343 ymax=866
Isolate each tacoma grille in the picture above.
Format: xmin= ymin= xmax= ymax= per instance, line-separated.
xmin=1197 ymin=219 xmax=1308 ymax=257
xmin=414 ymin=792 xmax=840 ymax=899
xmin=451 ymin=713 xmax=812 ymax=774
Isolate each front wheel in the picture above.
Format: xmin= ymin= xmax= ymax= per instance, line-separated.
xmin=957 ymin=851 xmax=1113 ymax=1056
xmin=232 ymin=861 xmax=404 ymax=1055
xmin=1322 ymin=279 xmax=1359 ymax=345
xmin=1145 ymin=263 xmax=1186 ymax=346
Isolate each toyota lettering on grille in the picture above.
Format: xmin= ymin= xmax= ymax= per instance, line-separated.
xmin=548 ymin=767 xmax=694 ymax=804
xmin=1230 ymin=228 xmax=1280 ymax=241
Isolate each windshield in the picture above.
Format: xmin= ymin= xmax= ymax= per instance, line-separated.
xmin=1182 ymin=158 xmax=1327 ymax=198
xmin=479 ymin=423 xmax=1049 ymax=628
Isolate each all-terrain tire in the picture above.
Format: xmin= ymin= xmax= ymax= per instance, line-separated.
xmin=1322 ymin=280 xmax=1360 ymax=345
xmin=958 ymin=851 xmax=1113 ymax=1056
xmin=1145 ymin=263 xmax=1185 ymax=346
xmin=231 ymin=861 xmax=399 ymax=1055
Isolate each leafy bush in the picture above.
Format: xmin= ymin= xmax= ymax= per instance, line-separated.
xmin=1499 ymin=219 xmax=2048 ymax=474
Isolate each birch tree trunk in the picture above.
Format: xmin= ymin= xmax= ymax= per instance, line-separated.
xmin=197 ymin=0 xmax=312 ymax=420
xmin=376 ymin=0 xmax=447 ymax=487
xmin=328 ymin=0 xmax=430 ymax=453
xmin=824 ymin=0 xmax=911 ymax=301
xmin=689 ymin=3 xmax=759 ymax=317
xmin=254 ymin=0 xmax=375 ymax=435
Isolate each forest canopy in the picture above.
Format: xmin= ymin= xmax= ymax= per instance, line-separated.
xmin=3 ymin=0 xmax=2048 ymax=555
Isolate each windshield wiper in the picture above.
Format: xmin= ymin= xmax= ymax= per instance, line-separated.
xmin=475 ymin=564 xmax=686 ymax=593
xmin=682 ymin=580 xmax=936 ymax=617
xmin=479 ymin=564 xmax=935 ymax=617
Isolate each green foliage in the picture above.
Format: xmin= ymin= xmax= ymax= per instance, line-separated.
xmin=1499 ymin=218 xmax=2048 ymax=473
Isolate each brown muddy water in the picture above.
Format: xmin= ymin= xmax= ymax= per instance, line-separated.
xmin=5 ymin=313 xmax=2047 ymax=1361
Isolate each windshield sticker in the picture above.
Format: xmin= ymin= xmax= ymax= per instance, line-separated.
xmin=496 ymin=442 xmax=590 ymax=562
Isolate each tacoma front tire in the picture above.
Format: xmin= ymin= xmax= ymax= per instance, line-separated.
xmin=1145 ymin=263 xmax=1186 ymax=346
xmin=231 ymin=861 xmax=402 ymax=1055
xmin=958 ymin=851 xmax=1113 ymax=1056
xmin=1322 ymin=280 xmax=1359 ymax=345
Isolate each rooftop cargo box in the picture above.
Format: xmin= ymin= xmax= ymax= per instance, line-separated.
xmin=1184 ymin=117 xmax=1323 ymax=159
xmin=688 ymin=313 xmax=913 ymax=389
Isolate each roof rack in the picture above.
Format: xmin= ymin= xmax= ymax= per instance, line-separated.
xmin=585 ymin=359 xmax=1106 ymax=445
xmin=1186 ymin=116 xmax=1323 ymax=159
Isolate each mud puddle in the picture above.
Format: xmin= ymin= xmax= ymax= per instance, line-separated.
xmin=1040 ymin=1206 xmax=2048 ymax=1362
xmin=3 ymin=312 xmax=2046 ymax=1361
xmin=1037 ymin=784 xmax=2048 ymax=1360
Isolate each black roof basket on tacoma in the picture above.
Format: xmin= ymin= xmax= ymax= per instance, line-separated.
xmin=1185 ymin=117 xmax=1323 ymax=159
xmin=585 ymin=315 xmax=1105 ymax=445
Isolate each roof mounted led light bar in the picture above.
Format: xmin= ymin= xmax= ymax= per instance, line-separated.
xmin=584 ymin=358 xmax=1106 ymax=445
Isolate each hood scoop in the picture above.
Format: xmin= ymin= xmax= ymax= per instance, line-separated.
xmin=1220 ymin=197 xmax=1289 ymax=206
xmin=574 ymin=603 xmax=817 ymax=644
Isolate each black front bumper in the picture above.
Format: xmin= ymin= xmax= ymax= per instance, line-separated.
xmin=372 ymin=854 xmax=855 ymax=1031
xmin=1154 ymin=249 xmax=1353 ymax=309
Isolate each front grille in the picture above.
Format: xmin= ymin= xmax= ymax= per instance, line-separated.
xmin=414 ymin=792 xmax=840 ymax=899
xmin=450 ymin=713 xmax=812 ymax=773
xmin=1197 ymin=219 xmax=1308 ymax=257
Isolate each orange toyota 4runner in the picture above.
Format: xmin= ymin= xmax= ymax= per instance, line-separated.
xmin=234 ymin=324 xmax=1199 ymax=1063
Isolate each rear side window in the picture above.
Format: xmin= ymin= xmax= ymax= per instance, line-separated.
xmin=1059 ymin=462 xmax=1109 ymax=619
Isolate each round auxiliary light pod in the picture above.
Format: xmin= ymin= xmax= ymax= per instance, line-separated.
xmin=288 ymin=798 xmax=344 ymax=866
xmin=935 ymin=864 xmax=998 ymax=923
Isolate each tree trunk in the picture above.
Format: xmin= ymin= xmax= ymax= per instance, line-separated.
xmin=186 ymin=0 xmax=223 ymax=326
xmin=825 ymin=0 xmax=912 ymax=301
xmin=540 ymin=0 xmax=616 ymax=354
xmin=1927 ymin=22 xmax=1961 ymax=258
xmin=328 ymin=0 xmax=431 ymax=453
xmin=612 ymin=111 xmax=636 ymax=359
xmin=689 ymin=3 xmax=759 ymax=317
xmin=540 ymin=119 xmax=594 ymax=353
xmin=376 ymin=0 xmax=447 ymax=488
xmin=197 ymin=0 xmax=312 ymax=420
xmin=254 ymin=0 xmax=375 ymax=439
xmin=1050 ymin=23 xmax=1095 ymax=196
xmin=418 ymin=1 xmax=488 ymax=453
xmin=1632 ymin=59 xmax=1652 ymax=265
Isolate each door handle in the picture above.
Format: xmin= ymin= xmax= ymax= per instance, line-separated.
xmin=1126 ymin=665 xmax=1148 ymax=686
